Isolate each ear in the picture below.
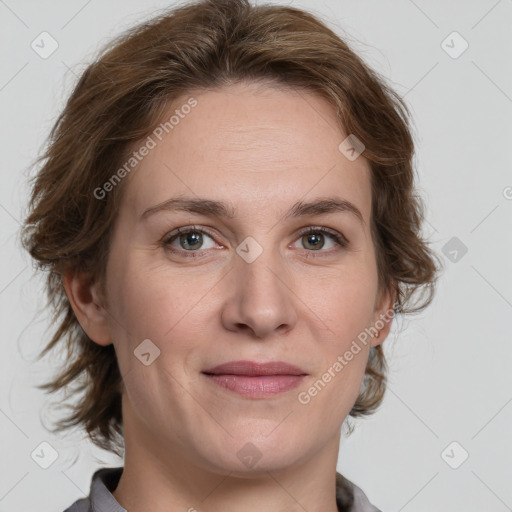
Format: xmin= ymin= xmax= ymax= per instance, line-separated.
xmin=370 ymin=282 xmax=397 ymax=348
xmin=62 ymin=268 xmax=112 ymax=346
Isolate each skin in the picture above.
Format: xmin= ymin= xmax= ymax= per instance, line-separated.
xmin=64 ymin=81 xmax=395 ymax=512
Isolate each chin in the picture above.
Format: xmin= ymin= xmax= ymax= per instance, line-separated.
xmin=194 ymin=428 xmax=308 ymax=476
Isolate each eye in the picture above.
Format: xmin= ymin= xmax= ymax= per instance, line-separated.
xmin=292 ymin=227 xmax=348 ymax=254
xmin=162 ymin=225 xmax=349 ymax=258
xmin=163 ymin=226 xmax=217 ymax=256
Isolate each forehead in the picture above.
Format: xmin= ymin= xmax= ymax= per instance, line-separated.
xmin=119 ymin=82 xmax=372 ymax=224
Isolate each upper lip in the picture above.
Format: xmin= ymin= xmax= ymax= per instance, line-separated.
xmin=202 ymin=360 xmax=308 ymax=376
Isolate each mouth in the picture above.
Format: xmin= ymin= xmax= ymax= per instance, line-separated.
xmin=202 ymin=360 xmax=307 ymax=376
xmin=201 ymin=360 xmax=308 ymax=398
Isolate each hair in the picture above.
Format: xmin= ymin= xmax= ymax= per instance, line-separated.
xmin=21 ymin=0 xmax=442 ymax=465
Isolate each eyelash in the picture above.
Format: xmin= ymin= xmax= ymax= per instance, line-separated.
xmin=162 ymin=225 xmax=349 ymax=258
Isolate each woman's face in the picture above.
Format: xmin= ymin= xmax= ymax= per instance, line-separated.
xmin=84 ymin=81 xmax=394 ymax=475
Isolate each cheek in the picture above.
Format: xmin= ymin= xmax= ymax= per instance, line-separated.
xmin=302 ymin=264 xmax=378 ymax=341
xmin=298 ymin=341 xmax=369 ymax=431
xmin=299 ymin=283 xmax=373 ymax=417
xmin=103 ymin=251 xmax=171 ymax=366
xmin=105 ymin=252 xmax=213 ymax=364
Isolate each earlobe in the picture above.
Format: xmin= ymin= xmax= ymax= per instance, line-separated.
xmin=370 ymin=283 xmax=397 ymax=347
xmin=62 ymin=269 xmax=112 ymax=346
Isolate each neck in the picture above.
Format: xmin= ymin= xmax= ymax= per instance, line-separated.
xmin=112 ymin=397 xmax=341 ymax=512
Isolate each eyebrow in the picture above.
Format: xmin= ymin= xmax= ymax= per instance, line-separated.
xmin=140 ymin=196 xmax=364 ymax=225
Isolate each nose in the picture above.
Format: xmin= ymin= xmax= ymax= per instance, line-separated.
xmin=220 ymin=245 xmax=298 ymax=339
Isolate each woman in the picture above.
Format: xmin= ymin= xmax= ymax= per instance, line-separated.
xmin=21 ymin=0 xmax=441 ymax=510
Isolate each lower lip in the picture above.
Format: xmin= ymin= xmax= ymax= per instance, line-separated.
xmin=203 ymin=373 xmax=306 ymax=398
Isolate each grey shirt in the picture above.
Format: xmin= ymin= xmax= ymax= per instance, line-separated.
xmin=63 ymin=466 xmax=382 ymax=512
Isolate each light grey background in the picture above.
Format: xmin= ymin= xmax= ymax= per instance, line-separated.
xmin=1 ymin=1 xmax=511 ymax=511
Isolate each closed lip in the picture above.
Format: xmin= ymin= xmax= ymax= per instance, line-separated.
xmin=202 ymin=360 xmax=308 ymax=376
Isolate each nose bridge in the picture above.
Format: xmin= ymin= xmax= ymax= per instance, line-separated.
xmin=236 ymin=233 xmax=286 ymax=298
xmin=223 ymin=232 xmax=297 ymax=337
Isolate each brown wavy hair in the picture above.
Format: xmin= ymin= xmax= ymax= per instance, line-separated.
xmin=20 ymin=0 xmax=442 ymax=460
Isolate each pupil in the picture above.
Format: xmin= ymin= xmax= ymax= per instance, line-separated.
xmin=183 ymin=232 xmax=201 ymax=249
xmin=306 ymin=233 xmax=323 ymax=249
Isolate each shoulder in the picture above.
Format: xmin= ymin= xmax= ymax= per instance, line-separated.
xmin=351 ymin=481 xmax=382 ymax=512
xmin=336 ymin=472 xmax=382 ymax=512
xmin=60 ymin=466 xmax=124 ymax=512
xmin=61 ymin=497 xmax=90 ymax=512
